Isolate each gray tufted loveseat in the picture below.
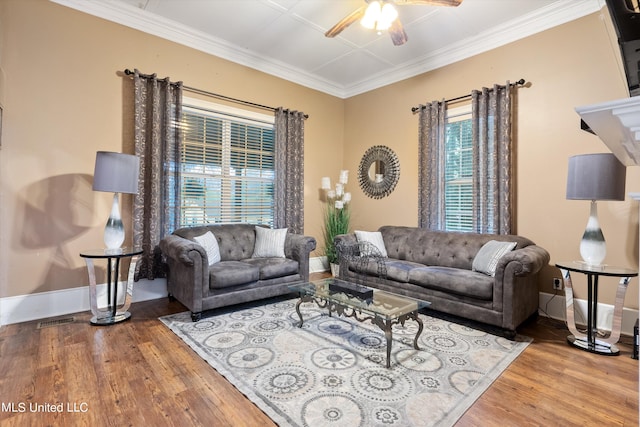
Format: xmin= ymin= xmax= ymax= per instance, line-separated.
xmin=160 ymin=224 xmax=316 ymax=321
xmin=334 ymin=226 xmax=550 ymax=337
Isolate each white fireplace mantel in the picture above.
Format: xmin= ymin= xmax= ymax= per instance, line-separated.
xmin=576 ymin=96 xmax=640 ymax=167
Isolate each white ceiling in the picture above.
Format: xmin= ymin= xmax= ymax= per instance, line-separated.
xmin=52 ymin=0 xmax=603 ymax=98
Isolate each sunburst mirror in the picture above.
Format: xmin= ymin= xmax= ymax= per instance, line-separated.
xmin=357 ymin=145 xmax=400 ymax=199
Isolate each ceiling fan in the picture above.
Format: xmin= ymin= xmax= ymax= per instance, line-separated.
xmin=325 ymin=0 xmax=463 ymax=46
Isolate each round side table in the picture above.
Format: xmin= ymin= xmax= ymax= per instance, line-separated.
xmin=556 ymin=261 xmax=637 ymax=356
xmin=80 ymin=248 xmax=143 ymax=325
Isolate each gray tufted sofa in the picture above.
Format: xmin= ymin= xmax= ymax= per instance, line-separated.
xmin=160 ymin=224 xmax=316 ymax=321
xmin=334 ymin=226 xmax=550 ymax=337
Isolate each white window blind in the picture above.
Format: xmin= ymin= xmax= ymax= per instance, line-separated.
xmin=444 ymin=106 xmax=473 ymax=232
xmin=179 ymin=99 xmax=275 ymax=228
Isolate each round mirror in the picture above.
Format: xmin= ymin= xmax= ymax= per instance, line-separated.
xmin=358 ymin=145 xmax=400 ymax=199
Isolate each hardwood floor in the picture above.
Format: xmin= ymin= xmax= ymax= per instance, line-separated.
xmin=1 ymin=278 xmax=637 ymax=426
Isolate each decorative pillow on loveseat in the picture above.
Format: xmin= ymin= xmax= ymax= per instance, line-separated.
xmin=252 ymin=226 xmax=288 ymax=258
xmin=472 ymin=240 xmax=517 ymax=276
xmin=193 ymin=231 xmax=221 ymax=266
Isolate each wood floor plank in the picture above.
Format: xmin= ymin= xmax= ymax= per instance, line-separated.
xmin=0 ymin=284 xmax=637 ymax=426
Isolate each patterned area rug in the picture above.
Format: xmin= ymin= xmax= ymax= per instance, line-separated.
xmin=160 ymin=298 xmax=530 ymax=427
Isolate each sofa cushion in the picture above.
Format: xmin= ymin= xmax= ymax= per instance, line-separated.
xmin=242 ymin=258 xmax=299 ymax=280
xmin=408 ymin=266 xmax=494 ymax=300
xmin=209 ymin=261 xmax=260 ymax=289
xmin=252 ymin=227 xmax=287 ymax=258
xmin=472 ymin=240 xmax=517 ymax=276
xmin=352 ymin=259 xmax=423 ymax=283
xmin=193 ymin=231 xmax=221 ymax=266
xmin=355 ymin=230 xmax=388 ymax=257
xmin=384 ymin=260 xmax=425 ymax=283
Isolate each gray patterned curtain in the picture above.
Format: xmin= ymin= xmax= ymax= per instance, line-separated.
xmin=417 ymin=100 xmax=447 ymax=229
xmin=132 ymin=69 xmax=183 ymax=280
xmin=472 ymin=83 xmax=513 ymax=234
xmin=274 ymin=108 xmax=305 ymax=234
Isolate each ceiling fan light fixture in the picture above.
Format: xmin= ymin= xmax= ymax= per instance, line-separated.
xmin=377 ymin=3 xmax=398 ymax=30
xmin=361 ymin=1 xmax=382 ymax=29
xmin=328 ymin=0 xmax=462 ymax=42
xmin=361 ymin=1 xmax=398 ymax=31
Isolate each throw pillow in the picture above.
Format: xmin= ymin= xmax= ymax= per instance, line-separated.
xmin=252 ymin=226 xmax=287 ymax=258
xmin=193 ymin=231 xmax=221 ymax=266
xmin=472 ymin=240 xmax=517 ymax=276
xmin=355 ymin=230 xmax=388 ymax=257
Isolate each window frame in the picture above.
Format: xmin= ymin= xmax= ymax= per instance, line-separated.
xmin=444 ymin=103 xmax=473 ymax=232
xmin=178 ymin=97 xmax=276 ymax=228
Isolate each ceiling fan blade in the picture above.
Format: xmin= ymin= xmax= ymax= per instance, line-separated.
xmin=396 ymin=0 xmax=463 ymax=6
xmin=325 ymin=6 xmax=367 ymax=38
xmin=389 ymin=19 xmax=408 ymax=46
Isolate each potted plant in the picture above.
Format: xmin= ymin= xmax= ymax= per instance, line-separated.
xmin=321 ymin=170 xmax=351 ymax=276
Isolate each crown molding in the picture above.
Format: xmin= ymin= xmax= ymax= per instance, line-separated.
xmin=342 ymin=0 xmax=604 ymax=97
xmin=51 ymin=0 xmax=603 ymax=99
xmin=50 ymin=0 xmax=345 ymax=96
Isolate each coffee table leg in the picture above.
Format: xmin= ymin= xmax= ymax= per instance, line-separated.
xmin=412 ymin=312 xmax=424 ymax=350
xmin=384 ymin=319 xmax=392 ymax=369
xmin=295 ymin=295 xmax=316 ymax=327
xmin=295 ymin=297 xmax=304 ymax=327
xmin=375 ymin=312 xmax=423 ymax=368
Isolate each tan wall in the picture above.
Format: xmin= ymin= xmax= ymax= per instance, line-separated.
xmin=0 ymin=0 xmax=343 ymax=298
xmin=1 ymin=1 xmax=637 ymax=310
xmin=343 ymin=11 xmax=639 ymax=308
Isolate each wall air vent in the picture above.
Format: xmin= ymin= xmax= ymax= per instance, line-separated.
xmin=36 ymin=317 xmax=75 ymax=329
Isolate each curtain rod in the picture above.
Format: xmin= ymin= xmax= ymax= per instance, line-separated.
xmin=410 ymin=79 xmax=526 ymax=113
xmin=123 ymin=69 xmax=308 ymax=119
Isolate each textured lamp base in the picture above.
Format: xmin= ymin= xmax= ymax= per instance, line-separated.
xmin=104 ymin=193 xmax=125 ymax=252
xmin=579 ymin=200 xmax=606 ymax=266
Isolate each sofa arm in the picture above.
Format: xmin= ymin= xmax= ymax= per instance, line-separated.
xmin=333 ymin=233 xmax=358 ymax=249
xmin=285 ymin=233 xmax=317 ymax=281
xmin=494 ymin=244 xmax=550 ymax=332
xmin=159 ymin=234 xmax=210 ymax=314
xmin=285 ymin=233 xmax=316 ymax=260
xmin=159 ymin=234 xmax=208 ymax=266
xmin=496 ymin=245 xmax=550 ymax=277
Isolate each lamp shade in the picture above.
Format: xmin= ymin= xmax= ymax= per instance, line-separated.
xmin=93 ymin=151 xmax=139 ymax=194
xmin=566 ymin=153 xmax=626 ymax=201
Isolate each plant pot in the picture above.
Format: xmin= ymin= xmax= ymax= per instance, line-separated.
xmin=330 ymin=263 xmax=339 ymax=277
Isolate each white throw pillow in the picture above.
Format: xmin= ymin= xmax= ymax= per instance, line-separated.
xmin=472 ymin=240 xmax=517 ymax=276
xmin=193 ymin=231 xmax=221 ymax=266
xmin=252 ymin=227 xmax=287 ymax=258
xmin=354 ymin=230 xmax=388 ymax=257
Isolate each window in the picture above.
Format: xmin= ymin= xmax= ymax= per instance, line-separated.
xmin=178 ymin=98 xmax=275 ymax=228
xmin=444 ymin=105 xmax=473 ymax=232
xmin=420 ymin=89 xmax=511 ymax=234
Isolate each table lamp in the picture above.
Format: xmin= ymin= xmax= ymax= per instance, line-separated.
xmin=92 ymin=151 xmax=140 ymax=253
xmin=566 ymin=153 xmax=626 ymax=266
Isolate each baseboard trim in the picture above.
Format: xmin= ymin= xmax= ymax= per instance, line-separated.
xmin=0 ymin=279 xmax=167 ymax=326
xmin=310 ymin=256 xmax=329 ymax=273
xmin=3 ymin=280 xmax=638 ymax=335
xmin=0 ymin=259 xmax=334 ymax=326
xmin=539 ymin=291 xmax=639 ymax=337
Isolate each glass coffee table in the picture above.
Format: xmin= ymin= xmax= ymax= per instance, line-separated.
xmin=289 ymin=278 xmax=430 ymax=368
